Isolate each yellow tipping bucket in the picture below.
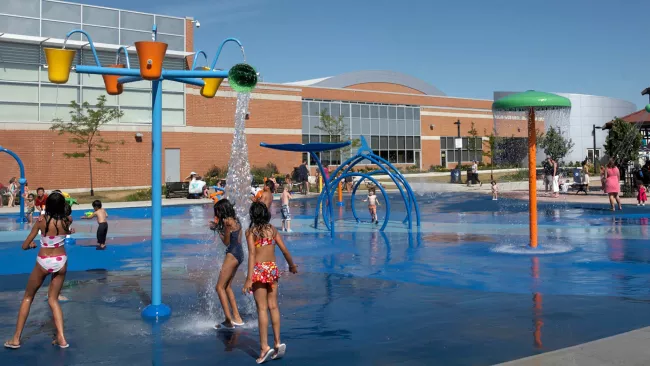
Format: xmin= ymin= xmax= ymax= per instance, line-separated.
xmin=200 ymin=67 xmax=223 ymax=98
xmin=44 ymin=48 xmax=76 ymax=84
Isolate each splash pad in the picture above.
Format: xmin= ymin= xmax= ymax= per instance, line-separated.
xmin=260 ymin=136 xmax=420 ymax=234
xmin=492 ymin=91 xmax=571 ymax=249
xmin=43 ymin=26 xmax=257 ymax=319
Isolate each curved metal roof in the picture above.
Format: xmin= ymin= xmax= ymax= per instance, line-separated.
xmin=285 ymin=70 xmax=445 ymax=96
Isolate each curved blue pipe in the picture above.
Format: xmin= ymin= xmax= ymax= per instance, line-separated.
xmin=65 ymin=29 xmax=101 ymax=67
xmin=316 ymin=155 xmax=365 ymax=229
xmin=329 ymin=154 xmax=412 ymax=228
xmin=368 ymin=154 xmax=421 ymax=227
xmin=191 ymin=50 xmax=208 ymax=70
xmin=209 ymin=38 xmax=244 ymax=70
xmin=0 ymin=146 xmax=26 ymax=223
xmin=115 ymin=46 xmax=130 ymax=68
xmin=329 ymin=173 xmax=391 ymax=232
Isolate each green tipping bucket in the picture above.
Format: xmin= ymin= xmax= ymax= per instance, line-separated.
xmin=228 ymin=63 xmax=258 ymax=93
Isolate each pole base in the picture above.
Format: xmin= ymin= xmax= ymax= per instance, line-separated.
xmin=337 ymin=202 xmax=344 ymax=207
xmin=141 ymin=303 xmax=171 ymax=319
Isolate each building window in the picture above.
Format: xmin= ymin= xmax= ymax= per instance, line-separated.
xmin=586 ymin=148 xmax=601 ymax=163
xmin=0 ymin=41 xmax=185 ymax=125
xmin=641 ymin=127 xmax=650 ymax=148
xmin=302 ymin=99 xmax=421 ymax=166
xmin=440 ymin=137 xmax=483 ymax=165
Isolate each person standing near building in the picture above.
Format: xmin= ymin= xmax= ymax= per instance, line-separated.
xmin=298 ymin=161 xmax=309 ymax=195
xmin=543 ymin=157 xmax=553 ymax=192
xmin=550 ymin=158 xmax=560 ymax=198
xmin=469 ymin=161 xmax=482 ymax=187
xmin=605 ymin=159 xmax=622 ymax=211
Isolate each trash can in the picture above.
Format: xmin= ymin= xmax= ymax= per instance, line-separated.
xmin=573 ymin=168 xmax=582 ymax=184
xmin=450 ymin=169 xmax=461 ymax=183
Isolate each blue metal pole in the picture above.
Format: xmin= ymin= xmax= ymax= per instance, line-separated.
xmin=117 ymin=76 xmax=144 ymax=85
xmin=209 ymin=38 xmax=244 ymax=70
xmin=141 ymin=80 xmax=170 ymax=319
xmin=75 ymin=65 xmax=142 ymax=76
xmin=164 ymin=77 xmax=205 ymax=87
xmin=162 ymin=70 xmax=228 ymax=79
xmin=0 ymin=147 xmax=27 ymax=223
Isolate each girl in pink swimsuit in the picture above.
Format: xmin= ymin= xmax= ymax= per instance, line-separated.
xmin=4 ymin=192 xmax=70 ymax=349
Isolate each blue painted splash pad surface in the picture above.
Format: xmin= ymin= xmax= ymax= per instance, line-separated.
xmin=1 ymin=193 xmax=650 ymax=365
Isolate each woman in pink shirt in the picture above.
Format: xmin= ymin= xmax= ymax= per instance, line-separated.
xmin=604 ymin=159 xmax=622 ymax=211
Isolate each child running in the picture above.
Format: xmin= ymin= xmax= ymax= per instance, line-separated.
xmin=491 ymin=180 xmax=499 ymax=201
xmin=82 ymin=200 xmax=108 ymax=250
xmin=280 ymin=184 xmax=293 ymax=232
xmin=210 ymin=199 xmax=245 ymax=330
xmin=638 ymin=184 xmax=647 ymax=207
xmin=363 ymin=187 xmax=380 ymax=224
xmin=243 ymin=202 xmax=298 ymax=364
xmin=5 ymin=192 xmax=70 ymax=349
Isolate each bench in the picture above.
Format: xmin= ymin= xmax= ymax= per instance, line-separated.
xmin=165 ymin=182 xmax=189 ymax=199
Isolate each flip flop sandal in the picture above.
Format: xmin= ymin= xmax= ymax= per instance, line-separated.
xmin=4 ymin=342 xmax=20 ymax=349
xmin=271 ymin=344 xmax=286 ymax=360
xmin=52 ymin=340 xmax=69 ymax=349
xmin=213 ymin=321 xmax=235 ymax=330
xmin=231 ymin=320 xmax=244 ymax=326
xmin=256 ymin=348 xmax=275 ymax=364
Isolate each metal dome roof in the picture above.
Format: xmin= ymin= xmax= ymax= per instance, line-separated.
xmin=285 ymin=70 xmax=445 ymax=96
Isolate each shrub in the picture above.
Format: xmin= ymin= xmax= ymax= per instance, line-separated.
xmin=251 ymin=162 xmax=280 ymax=182
xmin=126 ymin=188 xmax=152 ymax=201
xmin=125 ymin=186 xmax=167 ymax=201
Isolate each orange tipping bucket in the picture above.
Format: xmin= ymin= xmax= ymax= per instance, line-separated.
xmin=134 ymin=41 xmax=168 ymax=80
xmin=44 ymin=48 xmax=76 ymax=84
xmin=199 ymin=66 xmax=223 ymax=98
xmin=102 ymin=64 xmax=126 ymax=95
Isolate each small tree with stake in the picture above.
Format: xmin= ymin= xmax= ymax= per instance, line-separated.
xmin=316 ymin=110 xmax=360 ymax=161
xmin=605 ymin=118 xmax=642 ymax=166
xmin=538 ymin=126 xmax=575 ymax=163
xmin=50 ymin=95 xmax=124 ymax=196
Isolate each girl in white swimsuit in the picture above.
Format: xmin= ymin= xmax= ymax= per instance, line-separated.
xmin=5 ymin=192 xmax=70 ymax=349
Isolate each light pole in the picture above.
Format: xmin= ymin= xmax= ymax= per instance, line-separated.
xmin=454 ymin=119 xmax=461 ymax=166
xmin=593 ymin=124 xmax=602 ymax=173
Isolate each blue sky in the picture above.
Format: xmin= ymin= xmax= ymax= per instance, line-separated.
xmin=73 ymin=0 xmax=648 ymax=109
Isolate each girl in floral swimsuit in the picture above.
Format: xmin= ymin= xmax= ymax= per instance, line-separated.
xmin=243 ymin=202 xmax=298 ymax=364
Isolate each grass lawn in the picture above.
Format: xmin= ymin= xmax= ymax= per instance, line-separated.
xmin=377 ymin=170 xmax=529 ymax=184
xmin=73 ymin=189 xmax=146 ymax=204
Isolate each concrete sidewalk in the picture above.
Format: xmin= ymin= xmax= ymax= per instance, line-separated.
xmin=496 ymin=326 xmax=650 ymax=365
xmin=0 ymin=192 xmax=318 ymax=215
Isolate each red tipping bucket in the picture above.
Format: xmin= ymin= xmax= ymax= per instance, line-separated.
xmin=134 ymin=41 xmax=168 ymax=80
xmin=102 ymin=64 xmax=126 ymax=95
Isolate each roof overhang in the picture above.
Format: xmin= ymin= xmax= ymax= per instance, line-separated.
xmin=0 ymin=33 xmax=193 ymax=58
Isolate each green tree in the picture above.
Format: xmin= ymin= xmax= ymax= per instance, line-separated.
xmin=483 ymin=128 xmax=498 ymax=179
xmin=538 ymin=126 xmax=574 ymax=163
xmin=316 ymin=110 xmax=361 ymax=161
xmin=50 ymin=95 xmax=124 ymax=196
xmin=604 ymin=118 xmax=642 ymax=165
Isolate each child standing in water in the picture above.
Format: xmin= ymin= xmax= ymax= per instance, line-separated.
xmin=210 ymin=199 xmax=245 ymax=329
xmin=82 ymin=200 xmax=108 ymax=250
xmin=5 ymin=192 xmax=70 ymax=349
xmin=25 ymin=193 xmax=36 ymax=224
xmin=280 ymin=184 xmax=293 ymax=232
xmin=638 ymin=183 xmax=647 ymax=207
xmin=491 ymin=180 xmax=499 ymax=200
xmin=243 ymin=202 xmax=297 ymax=364
xmin=363 ymin=187 xmax=380 ymax=224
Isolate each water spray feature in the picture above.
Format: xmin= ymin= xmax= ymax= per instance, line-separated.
xmin=492 ymin=91 xmax=571 ymax=249
xmin=43 ymin=26 xmax=257 ymax=320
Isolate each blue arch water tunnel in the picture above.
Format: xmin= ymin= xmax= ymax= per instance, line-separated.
xmin=0 ymin=146 xmax=26 ymax=222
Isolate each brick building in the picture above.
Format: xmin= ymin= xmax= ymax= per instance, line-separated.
xmin=0 ymin=0 xmax=527 ymax=191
